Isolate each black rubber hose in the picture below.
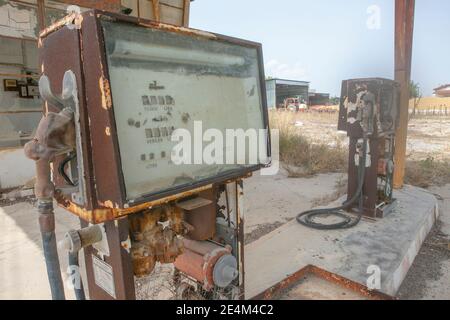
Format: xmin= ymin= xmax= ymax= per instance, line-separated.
xmin=38 ymin=200 xmax=66 ymax=300
xmin=68 ymin=252 xmax=86 ymax=300
xmin=41 ymin=231 xmax=65 ymax=299
xmin=58 ymin=153 xmax=77 ymax=187
xmin=296 ymin=137 xmax=368 ymax=230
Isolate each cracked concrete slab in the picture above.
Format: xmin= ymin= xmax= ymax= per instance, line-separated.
xmin=245 ymin=185 xmax=439 ymax=298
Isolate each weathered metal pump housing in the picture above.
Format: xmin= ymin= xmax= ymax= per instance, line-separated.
xmin=30 ymin=10 xmax=270 ymax=300
xmin=338 ymin=78 xmax=400 ymax=218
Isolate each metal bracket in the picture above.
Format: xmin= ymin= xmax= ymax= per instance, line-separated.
xmin=39 ymin=71 xmax=77 ymax=112
xmin=92 ymin=224 xmax=110 ymax=259
xmin=39 ymin=71 xmax=86 ymax=206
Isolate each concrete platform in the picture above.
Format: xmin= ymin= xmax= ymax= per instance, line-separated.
xmin=0 ymin=202 xmax=82 ymax=300
xmin=245 ymin=185 xmax=439 ymax=298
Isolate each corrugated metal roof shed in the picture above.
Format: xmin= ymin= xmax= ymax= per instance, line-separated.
xmin=266 ymin=78 xmax=310 ymax=108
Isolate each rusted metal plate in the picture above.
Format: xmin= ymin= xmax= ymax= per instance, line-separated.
xmin=252 ymin=265 xmax=394 ymax=300
xmin=56 ymin=183 xmax=214 ymax=224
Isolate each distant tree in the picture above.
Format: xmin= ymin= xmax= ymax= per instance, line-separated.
xmin=409 ymin=81 xmax=422 ymax=118
xmin=329 ymin=96 xmax=340 ymax=105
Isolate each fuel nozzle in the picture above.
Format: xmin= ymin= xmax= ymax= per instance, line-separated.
xmin=362 ymin=92 xmax=376 ymax=136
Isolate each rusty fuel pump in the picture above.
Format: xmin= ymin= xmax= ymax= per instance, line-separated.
xmin=297 ymin=78 xmax=400 ymax=230
xmin=25 ymin=10 xmax=270 ymax=300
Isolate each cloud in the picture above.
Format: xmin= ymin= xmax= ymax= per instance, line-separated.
xmin=265 ymin=59 xmax=308 ymax=80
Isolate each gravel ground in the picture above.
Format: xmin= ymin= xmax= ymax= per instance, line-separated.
xmin=277 ymin=112 xmax=450 ymax=161
xmin=397 ymin=222 xmax=450 ymax=299
xmin=397 ymin=185 xmax=450 ymax=300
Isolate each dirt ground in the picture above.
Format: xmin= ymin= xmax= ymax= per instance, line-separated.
xmin=280 ymin=112 xmax=450 ymax=161
xmin=397 ymin=184 xmax=450 ymax=300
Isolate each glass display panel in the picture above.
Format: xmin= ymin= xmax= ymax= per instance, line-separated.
xmin=102 ymin=21 xmax=268 ymax=200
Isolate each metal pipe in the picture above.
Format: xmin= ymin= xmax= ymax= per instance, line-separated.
xmin=31 ymin=156 xmax=66 ymax=300
xmin=37 ymin=199 xmax=65 ymax=300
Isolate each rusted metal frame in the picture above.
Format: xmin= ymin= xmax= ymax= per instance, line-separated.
xmin=90 ymin=9 xmax=263 ymax=49
xmin=251 ymin=265 xmax=310 ymax=300
xmin=393 ymin=0 xmax=415 ymax=189
xmin=208 ymin=31 xmax=266 ymax=50
xmin=236 ymin=180 xmax=245 ymax=300
xmin=58 ymin=185 xmax=214 ymax=224
xmin=73 ymin=15 xmax=99 ymax=212
xmin=251 ymin=265 xmax=394 ymax=300
xmin=255 ymin=45 xmax=271 ymax=160
xmin=78 ymin=11 xmax=126 ymax=210
xmin=130 ymin=165 xmax=263 ymax=208
xmin=307 ymin=266 xmax=393 ymax=299
xmin=152 ymin=0 xmax=160 ymax=21
xmin=39 ymin=13 xmax=78 ymax=38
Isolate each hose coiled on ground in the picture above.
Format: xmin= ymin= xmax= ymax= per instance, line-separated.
xmin=296 ymin=137 xmax=368 ymax=230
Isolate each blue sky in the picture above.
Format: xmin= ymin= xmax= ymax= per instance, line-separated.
xmin=190 ymin=0 xmax=450 ymax=96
